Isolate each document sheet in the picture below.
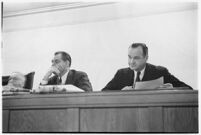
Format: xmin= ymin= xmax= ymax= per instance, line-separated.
xmin=134 ymin=77 xmax=164 ymax=89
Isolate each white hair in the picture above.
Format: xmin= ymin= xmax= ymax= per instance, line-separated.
xmin=8 ymin=72 xmax=26 ymax=88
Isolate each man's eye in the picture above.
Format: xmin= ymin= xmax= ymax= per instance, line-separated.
xmin=134 ymin=57 xmax=141 ymax=60
xmin=55 ymin=61 xmax=60 ymax=64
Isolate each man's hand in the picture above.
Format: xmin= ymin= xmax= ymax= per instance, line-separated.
xmin=121 ymin=86 xmax=134 ymax=90
xmin=42 ymin=66 xmax=60 ymax=81
xmin=50 ymin=66 xmax=60 ymax=75
xmin=156 ymin=83 xmax=173 ymax=89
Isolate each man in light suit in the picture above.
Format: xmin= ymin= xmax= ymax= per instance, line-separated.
xmin=41 ymin=51 xmax=92 ymax=92
xmin=3 ymin=72 xmax=26 ymax=92
xmin=102 ymin=43 xmax=192 ymax=91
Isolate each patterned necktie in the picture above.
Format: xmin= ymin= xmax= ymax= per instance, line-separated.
xmin=133 ymin=71 xmax=141 ymax=89
xmin=57 ymin=77 xmax=62 ymax=85
xmin=136 ymin=71 xmax=141 ymax=82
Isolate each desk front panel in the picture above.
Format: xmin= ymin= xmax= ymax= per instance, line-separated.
xmin=3 ymin=90 xmax=198 ymax=133
xmin=8 ymin=108 xmax=79 ymax=132
xmin=80 ymin=107 xmax=163 ymax=132
xmin=164 ymin=107 xmax=198 ymax=132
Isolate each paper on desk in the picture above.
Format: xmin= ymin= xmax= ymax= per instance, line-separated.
xmin=2 ymin=86 xmax=31 ymax=95
xmin=34 ymin=84 xmax=84 ymax=93
xmin=57 ymin=85 xmax=84 ymax=92
xmin=134 ymin=77 xmax=164 ymax=89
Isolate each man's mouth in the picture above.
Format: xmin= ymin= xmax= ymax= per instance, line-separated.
xmin=130 ymin=65 xmax=136 ymax=67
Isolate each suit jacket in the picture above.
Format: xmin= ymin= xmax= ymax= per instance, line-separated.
xmin=46 ymin=69 xmax=92 ymax=92
xmin=102 ymin=63 xmax=192 ymax=90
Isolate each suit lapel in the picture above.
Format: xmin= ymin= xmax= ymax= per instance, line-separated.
xmin=142 ymin=64 xmax=149 ymax=81
xmin=65 ymin=70 xmax=74 ymax=84
xmin=141 ymin=63 xmax=150 ymax=81
xmin=127 ymin=68 xmax=134 ymax=86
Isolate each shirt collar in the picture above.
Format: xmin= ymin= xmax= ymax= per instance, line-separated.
xmin=61 ymin=70 xmax=69 ymax=85
xmin=134 ymin=65 xmax=146 ymax=81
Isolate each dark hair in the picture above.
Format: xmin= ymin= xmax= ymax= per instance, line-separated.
xmin=130 ymin=43 xmax=148 ymax=57
xmin=55 ymin=51 xmax=72 ymax=66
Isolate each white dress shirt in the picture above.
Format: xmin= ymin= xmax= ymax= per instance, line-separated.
xmin=61 ymin=70 xmax=69 ymax=85
xmin=133 ymin=66 xmax=146 ymax=87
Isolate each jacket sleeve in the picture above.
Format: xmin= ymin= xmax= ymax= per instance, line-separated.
xmin=76 ymin=72 xmax=93 ymax=92
xmin=102 ymin=70 xmax=121 ymax=91
xmin=163 ymin=68 xmax=193 ymax=89
xmin=40 ymin=76 xmax=58 ymax=85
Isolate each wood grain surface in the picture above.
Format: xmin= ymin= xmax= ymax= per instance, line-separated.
xmin=2 ymin=90 xmax=198 ymax=133
xmin=3 ymin=110 xmax=9 ymax=132
xmin=9 ymin=108 xmax=79 ymax=132
xmin=164 ymin=107 xmax=198 ymax=132
xmin=80 ymin=107 xmax=163 ymax=132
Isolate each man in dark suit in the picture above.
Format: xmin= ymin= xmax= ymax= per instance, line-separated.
xmin=102 ymin=43 xmax=192 ymax=91
xmin=40 ymin=51 xmax=92 ymax=92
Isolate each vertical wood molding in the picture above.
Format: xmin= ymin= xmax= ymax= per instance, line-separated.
xmin=3 ymin=110 xmax=10 ymax=132
xmin=9 ymin=109 xmax=79 ymax=132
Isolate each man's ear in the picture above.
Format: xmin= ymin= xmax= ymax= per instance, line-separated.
xmin=145 ymin=55 xmax=148 ymax=61
xmin=66 ymin=61 xmax=70 ymax=67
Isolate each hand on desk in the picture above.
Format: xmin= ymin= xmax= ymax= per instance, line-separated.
xmin=156 ymin=83 xmax=173 ymax=89
xmin=121 ymin=86 xmax=134 ymax=90
xmin=3 ymin=85 xmax=15 ymax=91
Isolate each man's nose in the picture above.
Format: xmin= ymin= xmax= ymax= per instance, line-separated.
xmin=51 ymin=60 xmax=55 ymax=66
xmin=130 ymin=58 xmax=135 ymax=63
xmin=52 ymin=62 xmax=56 ymax=66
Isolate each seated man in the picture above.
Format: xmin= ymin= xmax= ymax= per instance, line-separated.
xmin=102 ymin=43 xmax=192 ymax=91
xmin=40 ymin=51 xmax=93 ymax=92
xmin=3 ymin=72 xmax=26 ymax=91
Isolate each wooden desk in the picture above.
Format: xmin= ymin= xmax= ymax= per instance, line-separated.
xmin=3 ymin=90 xmax=198 ymax=133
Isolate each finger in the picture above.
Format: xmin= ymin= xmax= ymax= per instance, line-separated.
xmin=125 ymin=86 xmax=133 ymax=90
xmin=122 ymin=86 xmax=129 ymax=90
xmin=53 ymin=66 xmax=60 ymax=71
xmin=50 ymin=66 xmax=57 ymax=71
xmin=51 ymin=67 xmax=60 ymax=75
xmin=164 ymin=83 xmax=172 ymax=86
xmin=58 ymin=64 xmax=65 ymax=71
xmin=55 ymin=64 xmax=64 ymax=72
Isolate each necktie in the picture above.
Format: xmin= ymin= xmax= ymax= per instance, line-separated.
xmin=133 ymin=71 xmax=141 ymax=89
xmin=57 ymin=77 xmax=62 ymax=85
xmin=136 ymin=71 xmax=141 ymax=82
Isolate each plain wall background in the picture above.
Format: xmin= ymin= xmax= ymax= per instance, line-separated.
xmin=2 ymin=2 xmax=198 ymax=91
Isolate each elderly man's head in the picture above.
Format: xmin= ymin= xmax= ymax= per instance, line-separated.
xmin=7 ymin=72 xmax=26 ymax=88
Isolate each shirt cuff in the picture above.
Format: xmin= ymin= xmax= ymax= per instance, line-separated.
xmin=40 ymin=80 xmax=48 ymax=85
